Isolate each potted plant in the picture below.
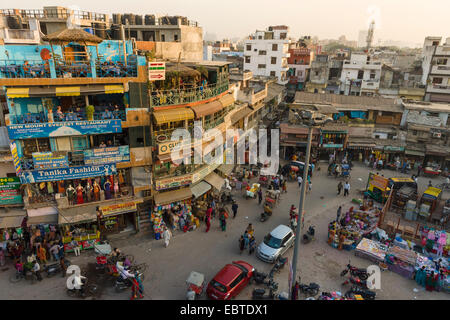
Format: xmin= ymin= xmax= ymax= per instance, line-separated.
xmin=86 ymin=105 xmax=95 ymax=121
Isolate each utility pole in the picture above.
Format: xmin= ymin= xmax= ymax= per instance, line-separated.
xmin=289 ymin=124 xmax=313 ymax=299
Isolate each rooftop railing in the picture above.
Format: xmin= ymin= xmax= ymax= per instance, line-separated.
xmin=150 ymin=81 xmax=229 ymax=107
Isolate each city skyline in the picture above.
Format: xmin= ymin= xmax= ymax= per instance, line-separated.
xmin=6 ymin=0 xmax=450 ymax=47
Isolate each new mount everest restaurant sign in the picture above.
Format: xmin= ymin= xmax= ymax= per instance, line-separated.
xmin=19 ymin=164 xmax=117 ymax=184
xmin=7 ymin=119 xmax=122 ymax=139
xmin=0 ymin=177 xmax=23 ymax=205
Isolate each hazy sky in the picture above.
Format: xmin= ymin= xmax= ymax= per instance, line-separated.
xmin=9 ymin=0 xmax=450 ymax=45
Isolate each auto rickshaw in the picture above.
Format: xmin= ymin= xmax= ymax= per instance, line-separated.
xmin=245 ymin=183 xmax=260 ymax=199
xmin=418 ymin=186 xmax=442 ymax=221
xmin=264 ymin=189 xmax=278 ymax=208
xmin=186 ymin=271 xmax=205 ymax=300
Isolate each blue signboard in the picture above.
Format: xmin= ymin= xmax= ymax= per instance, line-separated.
xmin=84 ymin=146 xmax=130 ymax=165
xmin=7 ymin=119 xmax=122 ymax=139
xmin=322 ymin=144 xmax=344 ymax=148
xmin=19 ymin=164 xmax=117 ymax=184
xmin=32 ymin=152 xmax=69 ymax=169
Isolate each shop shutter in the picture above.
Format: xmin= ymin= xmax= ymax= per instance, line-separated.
xmin=129 ymin=82 xmax=149 ymax=108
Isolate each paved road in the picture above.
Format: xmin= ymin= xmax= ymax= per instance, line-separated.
xmin=1 ymin=162 xmax=449 ymax=300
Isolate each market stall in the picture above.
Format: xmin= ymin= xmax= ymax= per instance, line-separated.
xmin=385 ymin=245 xmax=417 ymax=279
xmin=354 ymin=237 xmax=389 ymax=263
xmin=419 ymin=226 xmax=449 ymax=257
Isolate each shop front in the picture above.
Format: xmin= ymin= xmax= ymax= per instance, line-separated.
xmin=98 ymin=200 xmax=139 ymax=235
xmin=319 ymin=127 xmax=348 ymax=160
xmin=404 ymin=148 xmax=425 ymax=168
xmin=346 ymin=143 xmax=377 ymax=162
xmin=424 ymin=145 xmax=449 ymax=170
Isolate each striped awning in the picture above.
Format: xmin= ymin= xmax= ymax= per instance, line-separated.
xmin=204 ymin=172 xmax=225 ymax=191
xmin=190 ymin=181 xmax=212 ymax=199
xmin=153 ymin=108 xmax=194 ymax=125
xmin=6 ymin=85 xmax=125 ymax=98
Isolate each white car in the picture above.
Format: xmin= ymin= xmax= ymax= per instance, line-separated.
xmin=256 ymin=225 xmax=295 ymax=263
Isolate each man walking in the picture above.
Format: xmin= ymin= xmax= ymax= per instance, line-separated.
xmin=257 ymin=189 xmax=263 ymax=205
xmin=336 ymin=206 xmax=342 ymax=221
xmin=297 ymin=175 xmax=303 ymax=188
xmin=231 ymin=201 xmax=239 ymax=218
xmin=337 ymin=181 xmax=343 ymax=195
xmin=205 ymin=209 xmax=211 ymax=233
xmin=343 ymin=181 xmax=350 ymax=197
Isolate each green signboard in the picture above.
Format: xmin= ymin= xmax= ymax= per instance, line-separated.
xmin=0 ymin=177 xmax=23 ymax=205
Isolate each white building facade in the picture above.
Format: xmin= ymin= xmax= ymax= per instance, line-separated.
xmin=244 ymin=25 xmax=290 ymax=85
xmin=339 ymin=53 xmax=382 ymax=96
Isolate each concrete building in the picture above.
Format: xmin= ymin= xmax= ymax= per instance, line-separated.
xmin=203 ymin=43 xmax=212 ymax=61
xmin=287 ymin=42 xmax=313 ymax=92
xmin=421 ymin=36 xmax=450 ymax=103
xmin=305 ymin=54 xmax=329 ymax=93
xmin=244 ymin=25 xmax=290 ymax=85
xmin=339 ymin=52 xmax=382 ymax=96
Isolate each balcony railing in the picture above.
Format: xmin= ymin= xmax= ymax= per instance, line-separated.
xmin=150 ymin=81 xmax=229 ymax=107
xmin=9 ymin=109 xmax=126 ymax=124
xmin=0 ymin=58 xmax=138 ymax=79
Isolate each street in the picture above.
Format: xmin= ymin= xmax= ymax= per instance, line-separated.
xmin=1 ymin=161 xmax=449 ymax=300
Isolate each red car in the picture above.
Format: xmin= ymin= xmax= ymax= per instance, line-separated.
xmin=206 ymin=261 xmax=254 ymax=300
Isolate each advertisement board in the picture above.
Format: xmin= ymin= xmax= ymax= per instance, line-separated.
xmin=7 ymin=119 xmax=122 ymax=139
xmin=0 ymin=177 xmax=23 ymax=205
xmin=32 ymin=152 xmax=69 ymax=169
xmin=10 ymin=142 xmax=22 ymax=176
xmin=100 ymin=201 xmax=137 ymax=217
xmin=84 ymin=146 xmax=130 ymax=165
xmin=155 ymin=174 xmax=192 ymax=191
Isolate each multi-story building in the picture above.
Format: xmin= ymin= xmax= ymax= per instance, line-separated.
xmin=305 ymin=54 xmax=329 ymax=93
xmin=244 ymin=25 xmax=290 ymax=85
xmin=339 ymin=52 xmax=382 ymax=96
xmin=287 ymin=43 xmax=313 ymax=92
xmin=0 ymin=29 xmax=152 ymax=239
xmin=421 ymin=36 xmax=450 ymax=103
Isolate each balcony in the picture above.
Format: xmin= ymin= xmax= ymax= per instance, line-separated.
xmin=150 ymin=81 xmax=229 ymax=107
xmin=361 ymin=80 xmax=380 ymax=90
xmin=430 ymin=65 xmax=450 ymax=75
xmin=427 ymin=84 xmax=450 ymax=94
xmin=0 ymin=28 xmax=40 ymax=44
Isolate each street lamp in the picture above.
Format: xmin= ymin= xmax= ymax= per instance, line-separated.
xmin=289 ymin=110 xmax=332 ymax=299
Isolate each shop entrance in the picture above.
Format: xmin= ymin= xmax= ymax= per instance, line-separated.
xmin=99 ymin=211 xmax=136 ymax=235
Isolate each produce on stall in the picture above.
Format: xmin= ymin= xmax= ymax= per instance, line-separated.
xmin=355 ymin=237 xmax=389 ymax=263
xmin=385 ymin=245 xmax=417 ymax=279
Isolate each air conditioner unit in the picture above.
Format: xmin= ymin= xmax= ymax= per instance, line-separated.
xmin=433 ymin=132 xmax=441 ymax=138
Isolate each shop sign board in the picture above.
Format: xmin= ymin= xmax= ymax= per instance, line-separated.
xmin=19 ymin=164 xmax=117 ymax=184
xmin=148 ymin=62 xmax=166 ymax=80
xmin=158 ymin=140 xmax=187 ymax=155
xmin=322 ymin=143 xmax=343 ymax=148
xmin=384 ymin=146 xmax=405 ymax=152
xmin=100 ymin=201 xmax=137 ymax=217
xmin=155 ymin=174 xmax=192 ymax=191
xmin=84 ymin=146 xmax=130 ymax=165
xmin=7 ymin=119 xmax=122 ymax=139
xmin=0 ymin=177 xmax=23 ymax=205
xmin=10 ymin=142 xmax=22 ymax=176
xmin=32 ymin=152 xmax=69 ymax=169
xmin=370 ymin=174 xmax=389 ymax=190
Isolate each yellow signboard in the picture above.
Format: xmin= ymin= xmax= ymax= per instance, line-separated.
xmin=100 ymin=201 xmax=137 ymax=217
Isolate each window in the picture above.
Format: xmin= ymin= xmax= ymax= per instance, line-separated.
xmin=71 ymin=137 xmax=89 ymax=151
xmin=245 ymin=56 xmax=250 ymax=63
xmin=229 ymin=273 xmax=245 ymax=289
xmin=272 ymin=43 xmax=278 ymax=51
xmin=297 ymin=70 xmax=302 ymax=76
xmin=258 ymin=36 xmax=262 ymax=40
xmin=412 ymin=130 xmax=417 ymax=136
xmin=357 ymin=70 xmax=364 ymax=80
xmin=370 ymin=73 xmax=376 ymax=79
xmin=22 ymin=138 xmax=51 ymax=158
xmin=280 ymin=33 xmax=287 ymax=39
xmin=259 ymin=50 xmax=267 ymax=55
xmin=315 ymin=71 xmax=319 ymax=76
xmin=432 ymin=77 xmax=443 ymax=84
xmin=271 ymin=57 xmax=277 ymax=64
xmin=427 ymin=112 xmax=439 ymax=117
xmin=270 ymin=71 xmax=276 ymax=77
xmin=161 ymin=34 xmax=165 ymax=42
xmin=174 ymin=34 xmax=178 ymax=41
xmin=436 ymin=58 xmax=448 ymax=65
xmin=258 ymin=64 xmax=266 ymax=69
xmin=246 ymin=44 xmax=251 ymax=51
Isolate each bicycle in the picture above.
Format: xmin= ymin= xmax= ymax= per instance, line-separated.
xmin=130 ymin=263 xmax=147 ymax=274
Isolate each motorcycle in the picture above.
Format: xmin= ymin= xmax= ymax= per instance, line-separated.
xmin=251 ymin=270 xmax=269 ymax=284
xmin=260 ymin=205 xmax=273 ymax=222
xmin=44 ymin=258 xmax=71 ymax=277
xmin=252 ymin=288 xmax=276 ymax=300
xmin=342 ymin=276 xmax=368 ymax=289
xmin=269 ymin=257 xmax=288 ymax=277
xmin=345 ymin=285 xmax=376 ymax=300
xmin=298 ymin=277 xmax=320 ymax=297
xmin=114 ymin=271 xmax=142 ymax=293
xmin=340 ymin=261 xmax=369 ymax=280
xmin=220 ymin=192 xmax=234 ymax=205
xmin=302 ymin=226 xmax=315 ymax=244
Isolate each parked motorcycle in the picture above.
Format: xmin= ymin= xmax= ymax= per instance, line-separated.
xmin=220 ymin=192 xmax=234 ymax=205
xmin=340 ymin=261 xmax=369 ymax=280
xmin=298 ymin=277 xmax=320 ymax=297
xmin=344 ymin=285 xmax=376 ymax=300
xmin=44 ymin=258 xmax=71 ymax=277
xmin=251 ymin=270 xmax=269 ymax=285
xmin=269 ymin=257 xmax=288 ymax=277
xmin=342 ymin=276 xmax=368 ymax=289
xmin=252 ymin=288 xmax=276 ymax=300
xmin=260 ymin=207 xmax=273 ymax=222
xmin=302 ymin=226 xmax=315 ymax=244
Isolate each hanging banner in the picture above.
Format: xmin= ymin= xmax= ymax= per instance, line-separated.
xmin=0 ymin=177 xmax=23 ymax=205
xmin=100 ymin=201 xmax=137 ymax=217
xmin=32 ymin=152 xmax=69 ymax=169
xmin=19 ymin=164 xmax=117 ymax=184
xmin=10 ymin=142 xmax=22 ymax=176
xmin=322 ymin=143 xmax=343 ymax=148
xmin=155 ymin=174 xmax=192 ymax=191
xmin=7 ymin=119 xmax=122 ymax=139
xmin=84 ymin=146 xmax=130 ymax=165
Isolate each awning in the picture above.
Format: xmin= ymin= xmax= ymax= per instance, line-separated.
xmin=231 ymin=107 xmax=252 ymax=124
xmin=0 ymin=209 xmax=26 ymax=228
xmin=219 ymin=93 xmax=235 ymax=108
xmin=426 ymin=145 xmax=448 ymax=157
xmin=190 ymin=100 xmax=224 ymax=118
xmin=190 ymin=181 xmax=212 ymax=199
xmin=216 ymin=164 xmax=234 ymax=176
xmin=204 ymin=172 xmax=225 ymax=191
xmin=405 ymin=149 xmax=425 ymax=157
xmin=347 ymin=143 xmax=377 ymax=148
xmin=153 ymin=187 xmax=192 ymax=206
xmin=6 ymin=85 xmax=125 ymax=98
xmin=58 ymin=206 xmax=98 ymax=225
xmin=27 ymin=207 xmax=58 ymax=225
xmin=153 ymin=108 xmax=194 ymax=125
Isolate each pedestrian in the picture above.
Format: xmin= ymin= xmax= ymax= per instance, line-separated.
xmin=239 ymin=236 xmax=245 ymax=254
xmin=417 ymin=164 xmax=422 ymax=177
xmin=0 ymin=248 xmax=5 ymax=267
xmin=162 ymin=226 xmax=172 ymax=248
xmin=219 ymin=211 xmax=227 ymax=231
xmin=31 ymin=260 xmax=42 ymax=281
xmin=425 ymin=271 xmax=437 ymax=292
xmin=49 ymin=243 xmax=59 ymax=261
xmin=336 ymin=206 xmax=342 ymax=221
xmin=231 ymin=201 xmax=239 ymax=218
xmin=282 ymin=180 xmax=287 ymax=193
xmin=206 ymin=205 xmax=213 ymax=221
xmin=246 ymin=223 xmax=255 ymax=237
xmin=211 ymin=199 xmax=216 ymax=219
xmin=337 ymin=181 xmax=343 ymax=195
xmin=428 ymin=180 xmax=433 ymax=187
xmin=205 ymin=210 xmax=211 ymax=233
xmin=248 ymin=236 xmax=256 ymax=255
xmin=243 ymin=231 xmax=249 ymax=249
xmin=59 ymin=257 xmax=67 ymax=278
xmin=415 ymin=266 xmax=426 ymax=287
xmin=307 ymin=180 xmax=312 ymax=193
xmin=71 ymin=239 xmax=80 ymax=256
xmin=257 ymin=189 xmax=263 ymax=205
xmin=297 ymin=175 xmax=303 ymax=188
xmin=343 ymin=181 xmax=350 ymax=197
xmin=37 ymin=244 xmax=47 ymax=264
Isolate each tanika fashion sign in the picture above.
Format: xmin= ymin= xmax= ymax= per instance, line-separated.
xmin=7 ymin=119 xmax=122 ymax=139
xmin=19 ymin=164 xmax=117 ymax=184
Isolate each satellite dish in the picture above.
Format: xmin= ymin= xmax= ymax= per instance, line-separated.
xmin=40 ymin=48 xmax=51 ymax=60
